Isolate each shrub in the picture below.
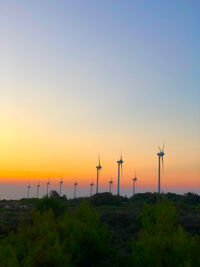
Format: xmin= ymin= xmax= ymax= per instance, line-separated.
xmin=0 ymin=201 xmax=112 ymax=267
xmin=130 ymin=198 xmax=200 ymax=266
xmin=35 ymin=196 xmax=66 ymax=217
xmin=89 ymin=192 xmax=127 ymax=206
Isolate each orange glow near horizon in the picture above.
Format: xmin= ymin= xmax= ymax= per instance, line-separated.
xmin=1 ymin=149 xmax=199 ymax=191
xmin=1 ymin=107 xmax=199 ymax=191
xmin=0 ymin=108 xmax=199 ymax=193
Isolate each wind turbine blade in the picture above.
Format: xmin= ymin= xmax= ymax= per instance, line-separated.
xmin=162 ymin=142 xmax=165 ymax=152
xmin=158 ymin=145 xmax=161 ymax=152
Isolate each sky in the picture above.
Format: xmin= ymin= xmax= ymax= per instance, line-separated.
xmin=0 ymin=1 xmax=199 ymax=199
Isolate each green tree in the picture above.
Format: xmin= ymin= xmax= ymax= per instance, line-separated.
xmin=0 ymin=201 xmax=112 ymax=267
xmin=35 ymin=195 xmax=66 ymax=217
xmin=130 ymin=198 xmax=200 ymax=267
xmin=0 ymin=210 xmax=71 ymax=267
xmin=58 ymin=200 xmax=112 ymax=266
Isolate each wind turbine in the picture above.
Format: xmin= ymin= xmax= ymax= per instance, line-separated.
xmin=59 ymin=178 xmax=63 ymax=197
xmin=46 ymin=179 xmax=50 ymax=196
xmin=36 ymin=182 xmax=40 ymax=198
xmin=109 ymin=178 xmax=113 ymax=193
xmin=96 ymin=155 xmax=102 ymax=193
xmin=74 ymin=180 xmax=78 ymax=198
xmin=117 ymin=154 xmax=123 ymax=195
xmin=157 ymin=144 xmax=165 ymax=193
xmin=90 ymin=180 xmax=94 ymax=196
xmin=27 ymin=184 xmax=31 ymax=198
xmin=132 ymin=172 xmax=137 ymax=195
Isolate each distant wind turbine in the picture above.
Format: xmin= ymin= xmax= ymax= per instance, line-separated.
xmin=132 ymin=172 xmax=137 ymax=195
xmin=96 ymin=155 xmax=102 ymax=193
xmin=59 ymin=178 xmax=63 ymax=197
xmin=90 ymin=180 xmax=94 ymax=197
xmin=36 ymin=183 xmax=40 ymax=198
xmin=46 ymin=180 xmax=50 ymax=196
xmin=27 ymin=184 xmax=31 ymax=198
xmin=74 ymin=180 xmax=78 ymax=198
xmin=117 ymin=154 xmax=123 ymax=195
xmin=157 ymin=144 xmax=165 ymax=193
xmin=109 ymin=178 xmax=113 ymax=193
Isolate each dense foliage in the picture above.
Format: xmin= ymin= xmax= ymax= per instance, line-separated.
xmin=0 ymin=192 xmax=199 ymax=266
xmin=0 ymin=200 xmax=111 ymax=266
xmin=130 ymin=199 xmax=200 ymax=266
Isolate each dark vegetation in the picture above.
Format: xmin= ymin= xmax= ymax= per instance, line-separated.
xmin=0 ymin=192 xmax=200 ymax=266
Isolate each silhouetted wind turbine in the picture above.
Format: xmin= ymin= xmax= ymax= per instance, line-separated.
xmin=117 ymin=154 xmax=123 ymax=195
xmin=36 ymin=182 xmax=40 ymax=198
xmin=46 ymin=180 xmax=50 ymax=196
xmin=27 ymin=184 xmax=31 ymax=198
xmin=74 ymin=180 xmax=78 ymax=198
xmin=109 ymin=178 xmax=113 ymax=193
xmin=157 ymin=144 xmax=165 ymax=193
xmin=59 ymin=178 xmax=63 ymax=197
xmin=90 ymin=180 xmax=94 ymax=196
xmin=132 ymin=172 xmax=137 ymax=195
xmin=96 ymin=155 xmax=102 ymax=193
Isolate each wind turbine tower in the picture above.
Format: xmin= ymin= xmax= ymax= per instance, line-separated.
xmin=74 ymin=181 xmax=78 ymax=198
xmin=46 ymin=180 xmax=50 ymax=196
xmin=27 ymin=184 xmax=31 ymax=198
xmin=59 ymin=178 xmax=63 ymax=197
xmin=117 ymin=155 xmax=123 ymax=195
xmin=96 ymin=155 xmax=102 ymax=193
xmin=132 ymin=176 xmax=137 ymax=195
xmin=90 ymin=180 xmax=94 ymax=197
xmin=157 ymin=144 xmax=165 ymax=193
xmin=36 ymin=183 xmax=40 ymax=198
xmin=109 ymin=178 xmax=113 ymax=193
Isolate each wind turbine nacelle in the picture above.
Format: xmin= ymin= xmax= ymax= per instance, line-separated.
xmin=117 ymin=160 xmax=123 ymax=164
xmin=96 ymin=165 xmax=102 ymax=169
xmin=157 ymin=152 xmax=164 ymax=157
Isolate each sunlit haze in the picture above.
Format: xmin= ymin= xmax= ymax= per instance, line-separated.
xmin=0 ymin=1 xmax=199 ymax=199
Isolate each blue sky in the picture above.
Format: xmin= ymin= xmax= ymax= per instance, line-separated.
xmin=0 ymin=1 xmax=199 ymax=198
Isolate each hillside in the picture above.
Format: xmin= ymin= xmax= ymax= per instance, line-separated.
xmin=0 ymin=192 xmax=200 ymax=264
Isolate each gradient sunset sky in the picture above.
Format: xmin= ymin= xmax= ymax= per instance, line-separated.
xmin=0 ymin=1 xmax=199 ymax=199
